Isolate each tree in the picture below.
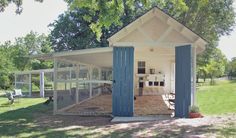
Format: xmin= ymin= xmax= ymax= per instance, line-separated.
xmin=0 ymin=32 xmax=53 ymax=89
xmin=50 ymin=5 xmax=146 ymax=51
xmin=0 ymin=0 xmax=43 ymax=14
xmin=68 ymin=0 xmax=235 ymax=40
xmin=12 ymin=31 xmax=53 ymax=71
xmin=0 ymin=42 xmax=15 ymax=89
xmin=68 ymin=0 xmax=189 ymax=38
xmin=204 ymin=49 xmax=227 ymax=84
xmin=66 ymin=1 xmax=235 ymax=80
xmin=49 ymin=9 xmax=103 ymax=51
xmin=226 ymin=57 xmax=236 ymax=79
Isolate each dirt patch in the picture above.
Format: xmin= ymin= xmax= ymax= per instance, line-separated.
xmin=64 ymin=94 xmax=172 ymax=116
xmin=34 ymin=113 xmax=236 ymax=137
xmin=135 ymin=95 xmax=172 ymax=115
xmin=35 ymin=113 xmax=112 ymax=128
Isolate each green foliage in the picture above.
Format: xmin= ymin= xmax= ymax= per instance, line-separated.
xmin=67 ymin=1 xmax=235 ymax=78
xmin=49 ymin=9 xmax=104 ymax=51
xmin=226 ymin=57 xmax=236 ymax=78
xmin=0 ymin=31 xmax=53 ymax=89
xmin=200 ymin=49 xmax=227 ymax=84
xmin=0 ymin=0 xmax=43 ymax=14
xmin=189 ymin=105 xmax=200 ymax=113
xmin=68 ymin=0 xmax=190 ymax=38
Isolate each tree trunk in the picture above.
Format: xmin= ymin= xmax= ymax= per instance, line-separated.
xmin=196 ymin=75 xmax=199 ymax=83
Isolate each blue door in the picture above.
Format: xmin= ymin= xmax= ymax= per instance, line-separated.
xmin=112 ymin=47 xmax=134 ymax=116
xmin=175 ymin=45 xmax=192 ymax=118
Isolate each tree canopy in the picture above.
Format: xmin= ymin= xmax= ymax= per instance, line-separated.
xmin=0 ymin=0 xmax=43 ymax=14
xmin=0 ymin=0 xmax=235 ymax=89
xmin=0 ymin=32 xmax=53 ymax=89
xmin=61 ymin=1 xmax=235 ymax=76
xmin=68 ymin=0 xmax=235 ymax=41
xmin=226 ymin=57 xmax=236 ymax=79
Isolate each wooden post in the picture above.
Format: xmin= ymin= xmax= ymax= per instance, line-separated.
xmin=98 ymin=68 xmax=102 ymax=94
xmin=53 ymin=58 xmax=58 ymax=114
xmin=192 ymin=46 xmax=197 ymax=105
xmin=76 ymin=64 xmax=79 ymax=104
xmin=69 ymin=67 xmax=72 ymax=95
xmin=14 ymin=74 xmax=17 ymax=88
xmin=29 ymin=73 xmax=32 ymax=97
xmin=89 ymin=66 xmax=93 ymax=98
xmin=40 ymin=72 xmax=45 ymax=98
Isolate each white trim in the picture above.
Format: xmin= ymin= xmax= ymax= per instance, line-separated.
xmin=54 ymin=47 xmax=113 ymax=57
xmin=55 ymin=79 xmax=112 ymax=84
xmin=14 ymin=69 xmax=54 ymax=75
xmin=112 ymin=42 xmax=193 ymax=48
xmin=15 ymin=82 xmax=30 ymax=84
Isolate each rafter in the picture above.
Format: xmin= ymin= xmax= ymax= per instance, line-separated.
xmin=137 ymin=28 xmax=154 ymax=42
xmin=156 ymin=26 xmax=172 ymax=42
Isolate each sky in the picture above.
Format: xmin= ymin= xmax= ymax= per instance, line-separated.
xmin=0 ymin=1 xmax=236 ymax=60
xmin=0 ymin=0 xmax=67 ymax=42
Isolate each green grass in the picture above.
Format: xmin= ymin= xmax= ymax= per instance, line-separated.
xmin=0 ymin=92 xmax=53 ymax=137
xmin=196 ymin=80 xmax=236 ymax=115
xmin=0 ymin=80 xmax=236 ymax=137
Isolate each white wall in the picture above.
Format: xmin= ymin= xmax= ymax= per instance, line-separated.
xmin=134 ymin=47 xmax=175 ymax=95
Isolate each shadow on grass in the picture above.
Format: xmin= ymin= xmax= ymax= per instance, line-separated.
xmin=229 ymin=79 xmax=236 ymax=83
xmin=0 ymin=101 xmax=54 ymax=137
xmin=0 ymin=100 xmax=236 ymax=137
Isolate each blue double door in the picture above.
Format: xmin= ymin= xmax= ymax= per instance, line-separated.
xmin=112 ymin=45 xmax=193 ymax=118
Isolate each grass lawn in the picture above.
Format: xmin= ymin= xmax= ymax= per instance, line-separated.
xmin=196 ymin=80 xmax=236 ymax=115
xmin=0 ymin=80 xmax=236 ymax=137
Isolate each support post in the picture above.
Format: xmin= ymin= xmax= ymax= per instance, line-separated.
xmin=192 ymin=46 xmax=197 ymax=105
xmin=14 ymin=74 xmax=17 ymax=88
xmin=40 ymin=72 xmax=45 ymax=98
xmin=29 ymin=73 xmax=32 ymax=97
xmin=76 ymin=64 xmax=79 ymax=104
xmin=98 ymin=68 xmax=102 ymax=94
xmin=89 ymin=66 xmax=93 ymax=98
xmin=69 ymin=67 xmax=72 ymax=95
xmin=53 ymin=59 xmax=58 ymax=114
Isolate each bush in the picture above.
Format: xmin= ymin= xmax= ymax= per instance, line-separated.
xmin=190 ymin=105 xmax=200 ymax=113
xmin=0 ymin=72 xmax=11 ymax=89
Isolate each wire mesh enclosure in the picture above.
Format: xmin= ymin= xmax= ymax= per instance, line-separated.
xmin=15 ymin=74 xmax=30 ymax=95
xmin=54 ymin=59 xmax=112 ymax=115
xmin=14 ymin=69 xmax=54 ymax=97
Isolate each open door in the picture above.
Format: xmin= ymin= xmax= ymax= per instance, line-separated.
xmin=175 ymin=45 xmax=192 ymax=118
xmin=112 ymin=47 xmax=134 ymax=117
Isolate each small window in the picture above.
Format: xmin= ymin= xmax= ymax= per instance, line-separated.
xmin=138 ymin=61 xmax=146 ymax=74
xmin=160 ymin=81 xmax=165 ymax=86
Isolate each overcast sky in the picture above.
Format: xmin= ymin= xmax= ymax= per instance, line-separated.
xmin=0 ymin=0 xmax=67 ymax=42
xmin=0 ymin=1 xmax=235 ymax=60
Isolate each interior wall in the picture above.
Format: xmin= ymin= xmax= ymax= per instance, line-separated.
xmin=134 ymin=47 xmax=175 ymax=95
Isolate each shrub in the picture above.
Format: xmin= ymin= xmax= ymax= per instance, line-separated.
xmin=190 ymin=105 xmax=200 ymax=113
